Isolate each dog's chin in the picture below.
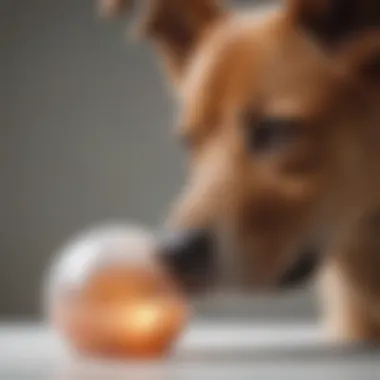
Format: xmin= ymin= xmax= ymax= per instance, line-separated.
xmin=173 ymin=271 xmax=218 ymax=297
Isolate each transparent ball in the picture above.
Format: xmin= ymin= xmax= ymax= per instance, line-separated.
xmin=45 ymin=224 xmax=188 ymax=359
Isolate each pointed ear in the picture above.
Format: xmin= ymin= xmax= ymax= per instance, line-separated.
xmin=340 ymin=33 xmax=380 ymax=84
xmin=99 ymin=0 xmax=227 ymax=83
xmin=133 ymin=0 xmax=227 ymax=83
xmin=98 ymin=0 xmax=132 ymax=18
xmin=287 ymin=0 xmax=380 ymax=46
xmin=287 ymin=0 xmax=380 ymax=84
xmin=97 ymin=0 xmax=227 ymax=81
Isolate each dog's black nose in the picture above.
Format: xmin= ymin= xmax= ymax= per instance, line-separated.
xmin=158 ymin=229 xmax=214 ymax=292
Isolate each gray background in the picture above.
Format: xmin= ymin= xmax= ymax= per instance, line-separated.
xmin=1 ymin=0 xmax=315 ymax=319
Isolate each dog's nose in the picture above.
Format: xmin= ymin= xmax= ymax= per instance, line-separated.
xmin=158 ymin=229 xmax=214 ymax=292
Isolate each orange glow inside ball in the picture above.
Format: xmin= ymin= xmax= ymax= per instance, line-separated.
xmin=46 ymin=225 xmax=189 ymax=359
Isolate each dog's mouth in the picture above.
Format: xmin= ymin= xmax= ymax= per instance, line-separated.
xmin=210 ymin=246 xmax=321 ymax=294
xmin=278 ymin=247 xmax=320 ymax=289
xmin=210 ymin=244 xmax=321 ymax=294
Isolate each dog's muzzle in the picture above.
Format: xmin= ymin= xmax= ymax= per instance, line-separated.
xmin=158 ymin=229 xmax=214 ymax=293
xmin=158 ymin=230 xmax=319 ymax=293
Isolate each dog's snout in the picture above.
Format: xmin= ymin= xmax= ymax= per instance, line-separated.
xmin=158 ymin=229 xmax=214 ymax=292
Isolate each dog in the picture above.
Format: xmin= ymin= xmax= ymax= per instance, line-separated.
xmin=100 ymin=0 xmax=380 ymax=343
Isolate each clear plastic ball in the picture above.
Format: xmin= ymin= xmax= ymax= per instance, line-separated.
xmin=44 ymin=224 xmax=188 ymax=359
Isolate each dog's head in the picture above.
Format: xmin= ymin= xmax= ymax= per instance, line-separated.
xmin=103 ymin=0 xmax=380 ymax=293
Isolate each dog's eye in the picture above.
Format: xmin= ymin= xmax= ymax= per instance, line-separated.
xmin=246 ymin=117 xmax=301 ymax=154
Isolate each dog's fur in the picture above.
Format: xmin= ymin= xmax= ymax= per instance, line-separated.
xmin=101 ymin=0 xmax=380 ymax=343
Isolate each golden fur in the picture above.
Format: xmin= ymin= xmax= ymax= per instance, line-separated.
xmin=101 ymin=0 xmax=380 ymax=343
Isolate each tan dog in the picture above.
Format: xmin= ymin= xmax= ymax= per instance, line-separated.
xmin=100 ymin=0 xmax=380 ymax=343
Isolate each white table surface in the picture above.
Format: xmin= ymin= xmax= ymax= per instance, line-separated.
xmin=0 ymin=322 xmax=379 ymax=379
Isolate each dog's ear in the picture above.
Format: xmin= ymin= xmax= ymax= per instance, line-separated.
xmin=134 ymin=0 xmax=227 ymax=83
xmin=100 ymin=0 xmax=226 ymax=84
xmin=288 ymin=0 xmax=379 ymax=45
xmin=288 ymin=0 xmax=380 ymax=83
xmin=98 ymin=0 xmax=132 ymax=18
